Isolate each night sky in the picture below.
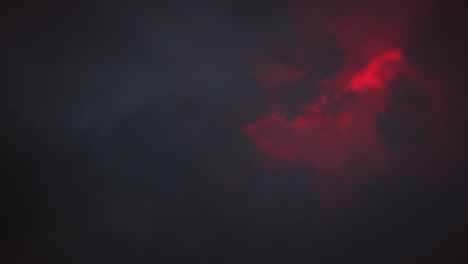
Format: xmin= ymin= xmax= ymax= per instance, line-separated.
xmin=1 ymin=1 xmax=467 ymax=263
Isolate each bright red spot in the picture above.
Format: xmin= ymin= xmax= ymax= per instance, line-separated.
xmin=348 ymin=50 xmax=407 ymax=91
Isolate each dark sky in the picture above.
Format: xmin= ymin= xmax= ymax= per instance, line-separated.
xmin=1 ymin=1 xmax=467 ymax=263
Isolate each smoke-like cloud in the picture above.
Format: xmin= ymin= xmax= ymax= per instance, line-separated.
xmin=244 ymin=0 xmax=467 ymax=208
xmin=1 ymin=0 xmax=466 ymax=263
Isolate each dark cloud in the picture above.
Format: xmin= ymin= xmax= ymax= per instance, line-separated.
xmin=376 ymin=74 xmax=428 ymax=148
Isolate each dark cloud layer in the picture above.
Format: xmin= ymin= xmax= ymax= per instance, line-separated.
xmin=1 ymin=1 xmax=467 ymax=263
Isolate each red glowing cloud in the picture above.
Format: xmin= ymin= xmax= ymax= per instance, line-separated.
xmin=246 ymin=49 xmax=408 ymax=173
xmin=243 ymin=0 xmax=442 ymax=205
